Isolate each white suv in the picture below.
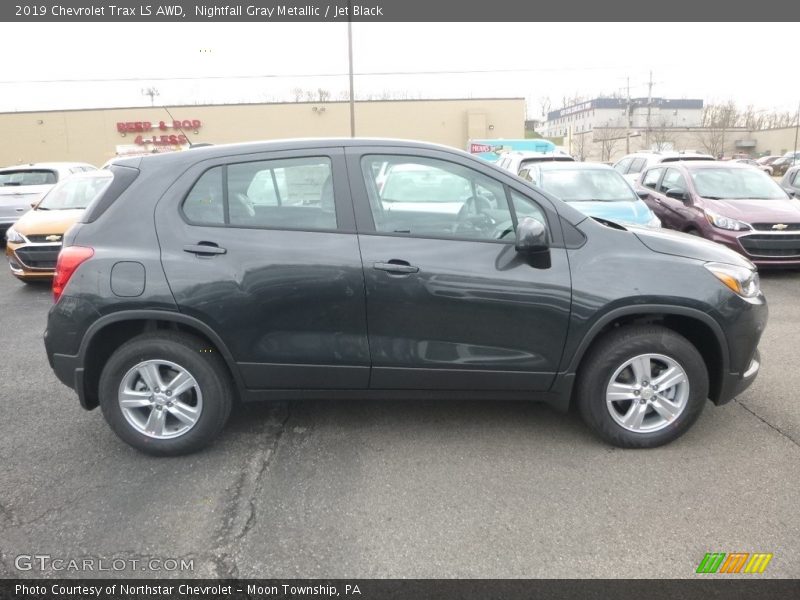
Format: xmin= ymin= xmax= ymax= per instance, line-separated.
xmin=613 ymin=151 xmax=714 ymax=185
xmin=496 ymin=150 xmax=574 ymax=175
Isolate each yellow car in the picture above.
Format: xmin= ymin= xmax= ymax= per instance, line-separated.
xmin=5 ymin=170 xmax=112 ymax=282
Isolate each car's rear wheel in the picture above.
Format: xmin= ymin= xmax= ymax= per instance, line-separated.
xmin=576 ymin=325 xmax=708 ymax=448
xmin=99 ymin=332 xmax=233 ymax=456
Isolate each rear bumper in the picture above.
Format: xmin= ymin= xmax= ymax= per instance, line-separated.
xmin=49 ymin=350 xmax=93 ymax=410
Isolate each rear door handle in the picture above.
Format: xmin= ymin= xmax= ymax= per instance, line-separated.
xmin=373 ymin=260 xmax=419 ymax=274
xmin=183 ymin=243 xmax=227 ymax=256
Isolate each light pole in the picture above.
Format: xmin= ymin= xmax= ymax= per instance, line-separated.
xmin=347 ymin=3 xmax=355 ymax=138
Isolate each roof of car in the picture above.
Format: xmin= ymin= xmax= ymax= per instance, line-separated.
xmin=667 ymin=160 xmax=754 ymax=170
xmin=527 ymin=161 xmax=614 ymax=172
xmin=111 ymin=138 xmax=473 ymax=169
xmin=0 ymin=162 xmax=95 ymax=172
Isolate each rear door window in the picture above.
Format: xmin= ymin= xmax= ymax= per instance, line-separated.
xmin=182 ymin=157 xmax=336 ymax=231
xmin=613 ymin=158 xmax=632 ymax=174
xmin=628 ymin=158 xmax=647 ymax=175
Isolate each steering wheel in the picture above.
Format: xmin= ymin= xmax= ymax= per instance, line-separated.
xmin=453 ymin=194 xmax=499 ymax=236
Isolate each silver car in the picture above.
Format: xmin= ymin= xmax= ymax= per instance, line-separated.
xmin=0 ymin=162 xmax=96 ymax=237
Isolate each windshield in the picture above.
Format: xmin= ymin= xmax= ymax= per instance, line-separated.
xmin=0 ymin=169 xmax=57 ymax=187
xmin=539 ymin=169 xmax=637 ymax=202
xmin=690 ymin=168 xmax=788 ymax=200
xmin=38 ymin=172 xmax=113 ymax=210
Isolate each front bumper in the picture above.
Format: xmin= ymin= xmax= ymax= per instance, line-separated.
xmin=716 ymin=349 xmax=761 ymax=405
xmin=6 ymin=241 xmax=60 ymax=279
xmin=706 ymin=230 xmax=800 ymax=267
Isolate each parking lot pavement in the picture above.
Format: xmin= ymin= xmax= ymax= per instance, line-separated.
xmin=0 ymin=267 xmax=798 ymax=579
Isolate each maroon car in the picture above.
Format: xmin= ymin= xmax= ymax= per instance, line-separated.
xmin=637 ymin=161 xmax=800 ymax=267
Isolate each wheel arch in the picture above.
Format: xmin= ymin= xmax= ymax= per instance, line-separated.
xmin=560 ymin=305 xmax=729 ymax=408
xmin=78 ymin=311 xmax=243 ymax=410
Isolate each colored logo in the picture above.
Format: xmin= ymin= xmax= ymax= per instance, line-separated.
xmin=696 ymin=552 xmax=773 ymax=574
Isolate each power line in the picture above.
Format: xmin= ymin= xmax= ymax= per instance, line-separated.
xmin=0 ymin=65 xmax=652 ymax=85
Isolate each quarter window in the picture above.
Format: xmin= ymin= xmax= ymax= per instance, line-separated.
xmin=362 ymin=155 xmax=514 ymax=242
xmin=613 ymin=158 xmax=632 ymax=174
xmin=182 ymin=157 xmax=336 ymax=230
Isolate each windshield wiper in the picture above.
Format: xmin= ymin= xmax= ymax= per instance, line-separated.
xmin=36 ymin=207 xmax=50 ymax=210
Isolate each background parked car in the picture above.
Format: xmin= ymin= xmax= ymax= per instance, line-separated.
xmin=0 ymin=162 xmax=96 ymax=240
xmin=756 ymin=155 xmax=782 ymax=175
xmin=779 ymin=165 xmax=800 ymax=197
xmin=731 ymin=158 xmax=773 ymax=174
xmin=5 ymin=170 xmax=112 ymax=282
xmin=636 ymin=161 xmax=800 ymax=267
xmin=495 ymin=150 xmax=574 ymax=175
xmin=518 ymin=162 xmax=661 ymax=228
xmin=771 ymin=152 xmax=800 ymax=177
xmin=613 ymin=151 xmax=715 ymax=185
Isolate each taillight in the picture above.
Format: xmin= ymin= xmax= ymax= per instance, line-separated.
xmin=53 ymin=246 xmax=94 ymax=302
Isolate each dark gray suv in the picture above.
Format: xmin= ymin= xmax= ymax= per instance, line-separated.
xmin=44 ymin=139 xmax=767 ymax=455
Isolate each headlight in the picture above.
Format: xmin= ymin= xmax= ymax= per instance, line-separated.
xmin=4 ymin=226 xmax=25 ymax=244
xmin=705 ymin=210 xmax=751 ymax=231
xmin=646 ymin=213 xmax=661 ymax=228
xmin=705 ymin=262 xmax=760 ymax=298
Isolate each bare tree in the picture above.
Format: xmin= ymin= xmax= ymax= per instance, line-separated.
xmin=317 ymin=88 xmax=331 ymax=102
xmin=539 ymin=96 xmax=551 ymax=119
xmin=694 ymin=128 xmax=727 ymax=158
xmin=290 ymin=87 xmax=304 ymax=102
xmin=595 ymin=126 xmax=626 ymax=162
xmin=650 ymin=118 xmax=676 ymax=152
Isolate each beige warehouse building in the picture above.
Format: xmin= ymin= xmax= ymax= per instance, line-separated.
xmin=0 ymin=98 xmax=525 ymax=167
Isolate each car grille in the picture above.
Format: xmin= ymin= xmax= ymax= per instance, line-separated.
xmin=740 ymin=234 xmax=800 ymax=258
xmin=14 ymin=244 xmax=61 ymax=269
xmin=751 ymin=223 xmax=800 ymax=232
xmin=25 ymin=233 xmax=63 ymax=243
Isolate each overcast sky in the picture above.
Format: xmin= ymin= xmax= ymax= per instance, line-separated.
xmin=0 ymin=22 xmax=797 ymax=117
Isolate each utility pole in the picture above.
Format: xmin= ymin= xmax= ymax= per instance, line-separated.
xmin=645 ymin=70 xmax=653 ymax=148
xmin=347 ymin=2 xmax=355 ymax=138
xmin=141 ymin=87 xmax=159 ymax=107
xmin=794 ymin=99 xmax=799 ymax=166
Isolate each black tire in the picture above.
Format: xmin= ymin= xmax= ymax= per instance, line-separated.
xmin=576 ymin=325 xmax=708 ymax=448
xmin=99 ymin=331 xmax=233 ymax=456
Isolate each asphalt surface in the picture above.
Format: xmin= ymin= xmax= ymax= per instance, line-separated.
xmin=0 ymin=266 xmax=798 ymax=579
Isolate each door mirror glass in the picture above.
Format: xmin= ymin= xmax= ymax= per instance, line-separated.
xmin=515 ymin=217 xmax=549 ymax=254
xmin=636 ymin=189 xmax=649 ymax=199
xmin=666 ymin=188 xmax=688 ymax=202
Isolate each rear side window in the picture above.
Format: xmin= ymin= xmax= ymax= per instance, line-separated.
xmin=0 ymin=169 xmax=57 ymax=186
xmin=642 ymin=168 xmax=664 ymax=190
xmin=81 ymin=165 xmax=139 ymax=223
xmin=628 ymin=158 xmax=646 ymax=174
xmin=182 ymin=157 xmax=336 ymax=231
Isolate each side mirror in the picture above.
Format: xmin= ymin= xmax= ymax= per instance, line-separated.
xmin=636 ymin=189 xmax=649 ymax=199
xmin=515 ymin=217 xmax=549 ymax=254
xmin=666 ymin=188 xmax=689 ymax=202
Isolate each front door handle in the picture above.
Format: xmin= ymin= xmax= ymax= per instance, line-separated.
xmin=373 ymin=260 xmax=419 ymax=274
xmin=183 ymin=242 xmax=227 ymax=256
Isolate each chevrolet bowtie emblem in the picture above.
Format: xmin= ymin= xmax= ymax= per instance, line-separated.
xmin=772 ymin=224 xmax=789 ymax=230
xmin=45 ymin=234 xmax=61 ymax=242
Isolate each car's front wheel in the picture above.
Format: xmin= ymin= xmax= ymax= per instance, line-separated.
xmin=576 ymin=325 xmax=709 ymax=448
xmin=99 ymin=332 xmax=233 ymax=455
